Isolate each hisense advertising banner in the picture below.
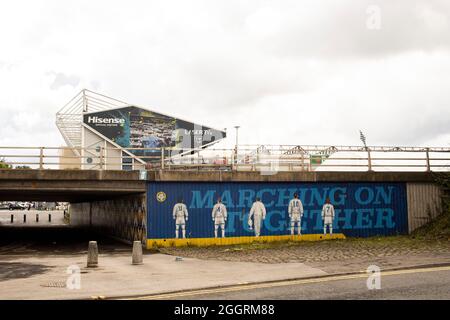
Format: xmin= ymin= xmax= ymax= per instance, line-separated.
xmin=83 ymin=106 xmax=226 ymax=156
xmin=147 ymin=182 xmax=408 ymax=239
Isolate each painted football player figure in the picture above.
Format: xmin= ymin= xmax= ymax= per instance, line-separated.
xmin=321 ymin=197 xmax=335 ymax=235
xmin=288 ymin=193 xmax=304 ymax=235
xmin=212 ymin=197 xmax=227 ymax=238
xmin=248 ymin=197 xmax=266 ymax=237
xmin=173 ymin=199 xmax=188 ymax=239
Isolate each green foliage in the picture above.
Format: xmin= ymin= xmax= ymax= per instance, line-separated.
xmin=411 ymin=172 xmax=450 ymax=240
xmin=433 ymin=172 xmax=450 ymax=188
xmin=0 ymin=158 xmax=12 ymax=169
xmin=411 ymin=209 xmax=450 ymax=240
xmin=433 ymin=172 xmax=450 ymax=215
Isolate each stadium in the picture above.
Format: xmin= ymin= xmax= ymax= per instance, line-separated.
xmin=56 ymin=89 xmax=227 ymax=170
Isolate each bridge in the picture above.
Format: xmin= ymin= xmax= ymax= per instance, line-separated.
xmin=0 ymin=169 xmax=145 ymax=202
xmin=0 ymin=145 xmax=448 ymax=247
xmin=0 ymin=168 xmax=438 ymax=201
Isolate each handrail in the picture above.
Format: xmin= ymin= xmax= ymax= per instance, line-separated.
xmin=0 ymin=145 xmax=449 ymax=172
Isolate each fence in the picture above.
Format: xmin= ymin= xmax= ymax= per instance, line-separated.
xmin=0 ymin=145 xmax=449 ymax=172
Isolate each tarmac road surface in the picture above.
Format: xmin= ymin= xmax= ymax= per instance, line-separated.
xmin=0 ymin=224 xmax=130 ymax=256
xmin=132 ymin=266 xmax=450 ymax=300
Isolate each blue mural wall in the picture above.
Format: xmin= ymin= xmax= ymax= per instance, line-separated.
xmin=147 ymin=182 xmax=408 ymax=239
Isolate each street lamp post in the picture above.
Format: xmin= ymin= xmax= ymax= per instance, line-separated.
xmin=359 ymin=130 xmax=372 ymax=171
xmin=234 ymin=126 xmax=240 ymax=166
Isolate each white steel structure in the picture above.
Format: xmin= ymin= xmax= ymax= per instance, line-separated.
xmin=56 ymin=89 xmax=129 ymax=155
xmin=56 ymin=89 xmax=147 ymax=170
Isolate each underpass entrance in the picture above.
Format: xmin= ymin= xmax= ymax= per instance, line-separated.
xmin=0 ymin=169 xmax=148 ymax=246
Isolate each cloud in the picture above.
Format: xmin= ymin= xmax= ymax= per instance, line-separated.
xmin=0 ymin=0 xmax=449 ymax=150
xmin=49 ymin=72 xmax=80 ymax=90
xmin=242 ymin=1 xmax=450 ymax=59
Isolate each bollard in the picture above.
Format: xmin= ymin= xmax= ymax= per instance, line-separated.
xmin=23 ymin=214 xmax=26 ymax=223
xmin=87 ymin=241 xmax=98 ymax=268
xmin=132 ymin=241 xmax=143 ymax=265
xmin=36 ymin=214 xmax=39 ymax=223
xmin=48 ymin=213 xmax=52 ymax=222
xmin=10 ymin=214 xmax=13 ymax=223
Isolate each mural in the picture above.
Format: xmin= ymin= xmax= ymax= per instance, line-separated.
xmin=147 ymin=182 xmax=408 ymax=239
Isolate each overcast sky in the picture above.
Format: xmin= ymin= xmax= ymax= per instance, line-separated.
xmin=0 ymin=0 xmax=449 ymax=149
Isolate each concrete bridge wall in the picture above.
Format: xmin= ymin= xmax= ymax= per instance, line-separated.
xmin=407 ymin=183 xmax=442 ymax=233
xmin=0 ymin=169 xmax=444 ymax=244
xmin=0 ymin=169 xmax=145 ymax=202
xmin=70 ymin=193 xmax=146 ymax=244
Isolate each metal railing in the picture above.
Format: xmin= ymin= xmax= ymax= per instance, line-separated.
xmin=0 ymin=145 xmax=449 ymax=172
xmin=55 ymin=89 xmax=129 ymax=153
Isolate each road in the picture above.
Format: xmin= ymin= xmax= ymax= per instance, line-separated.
xmin=133 ymin=267 xmax=450 ymax=300
xmin=0 ymin=224 xmax=130 ymax=256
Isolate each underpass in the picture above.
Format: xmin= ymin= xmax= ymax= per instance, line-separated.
xmin=0 ymin=226 xmax=130 ymax=256
xmin=0 ymin=169 xmax=147 ymax=245
xmin=0 ymin=169 xmax=146 ymax=267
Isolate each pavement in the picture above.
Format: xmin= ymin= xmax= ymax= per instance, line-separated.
xmin=0 ymin=210 xmax=65 ymax=226
xmin=0 ymin=226 xmax=449 ymax=300
xmin=0 ymin=252 xmax=328 ymax=300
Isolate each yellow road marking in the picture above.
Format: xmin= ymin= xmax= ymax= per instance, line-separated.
xmin=123 ymin=265 xmax=450 ymax=300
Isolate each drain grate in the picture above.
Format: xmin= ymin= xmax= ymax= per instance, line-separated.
xmin=41 ymin=280 xmax=66 ymax=288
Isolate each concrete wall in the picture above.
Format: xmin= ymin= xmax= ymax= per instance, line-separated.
xmin=81 ymin=126 xmax=122 ymax=170
xmin=58 ymin=147 xmax=81 ymax=169
xmin=70 ymin=193 xmax=147 ymax=244
xmin=0 ymin=169 xmax=145 ymax=202
xmin=81 ymin=125 xmax=145 ymax=170
xmin=147 ymin=170 xmax=437 ymax=183
xmin=407 ymin=183 xmax=443 ymax=233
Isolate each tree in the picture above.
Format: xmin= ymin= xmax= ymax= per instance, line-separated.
xmin=0 ymin=158 xmax=11 ymax=169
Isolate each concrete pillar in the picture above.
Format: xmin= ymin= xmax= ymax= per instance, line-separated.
xmin=87 ymin=241 xmax=98 ymax=268
xmin=132 ymin=241 xmax=143 ymax=265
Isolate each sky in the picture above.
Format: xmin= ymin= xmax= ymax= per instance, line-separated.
xmin=0 ymin=0 xmax=450 ymax=150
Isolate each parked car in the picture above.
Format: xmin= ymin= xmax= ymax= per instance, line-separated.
xmin=8 ymin=202 xmax=27 ymax=210
xmin=0 ymin=202 xmax=10 ymax=210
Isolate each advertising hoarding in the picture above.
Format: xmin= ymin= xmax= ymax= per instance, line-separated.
xmin=83 ymin=106 xmax=226 ymax=157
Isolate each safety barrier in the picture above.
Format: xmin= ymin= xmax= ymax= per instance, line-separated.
xmin=0 ymin=145 xmax=449 ymax=172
